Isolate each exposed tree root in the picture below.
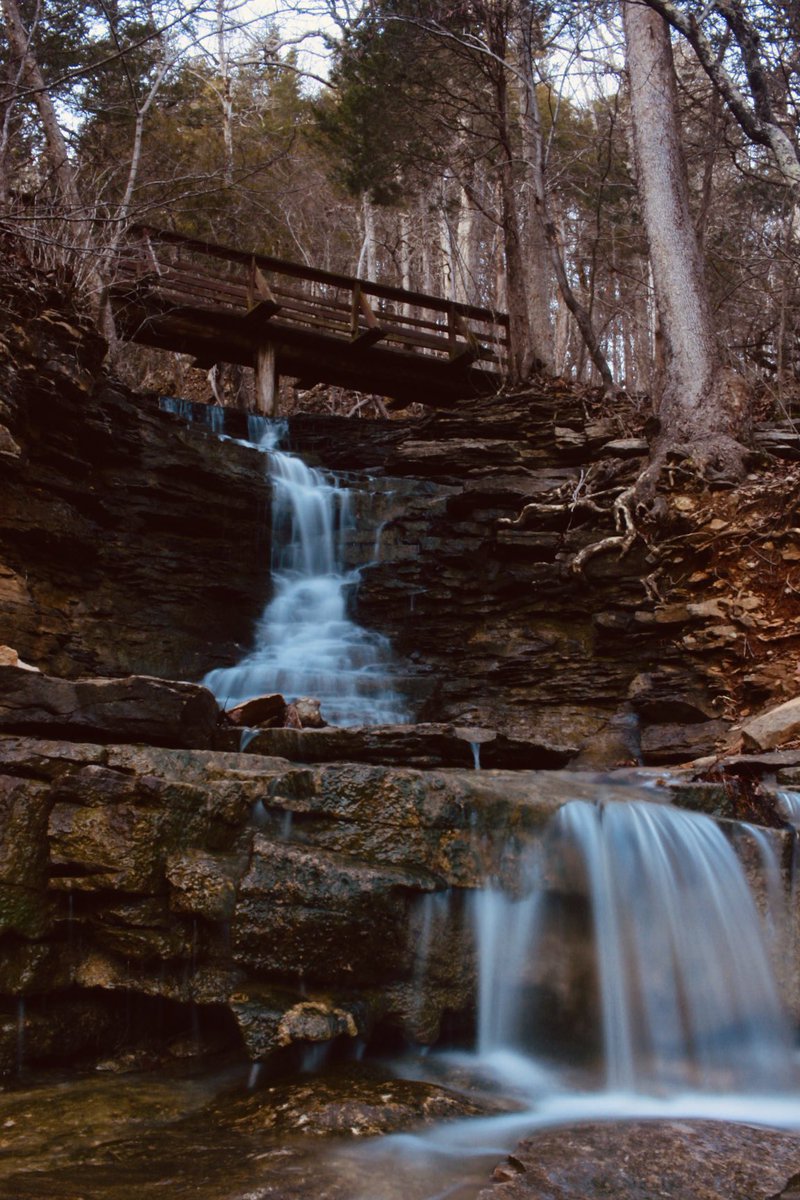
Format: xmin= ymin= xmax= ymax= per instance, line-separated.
xmin=498 ymin=429 xmax=755 ymax=578
xmin=569 ymin=482 xmax=638 ymax=573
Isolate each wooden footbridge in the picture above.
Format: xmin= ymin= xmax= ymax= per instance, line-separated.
xmin=110 ymin=226 xmax=510 ymax=412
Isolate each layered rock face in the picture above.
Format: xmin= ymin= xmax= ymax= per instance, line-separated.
xmin=284 ymin=403 xmax=728 ymax=764
xmin=0 ymin=269 xmax=270 ymax=681
xmin=0 ymin=263 xmax=763 ymax=764
xmin=0 ymin=683 xmax=617 ymax=1073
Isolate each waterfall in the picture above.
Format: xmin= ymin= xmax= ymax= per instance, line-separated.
xmin=474 ymin=799 xmax=796 ymax=1095
xmin=159 ymin=396 xmax=226 ymax=434
xmin=202 ymin=421 xmax=409 ymax=727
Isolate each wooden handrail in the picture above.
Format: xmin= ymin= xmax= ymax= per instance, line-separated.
xmin=129 ymin=223 xmax=509 ymax=329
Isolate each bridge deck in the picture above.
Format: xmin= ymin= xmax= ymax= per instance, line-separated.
xmin=110 ymin=226 xmax=510 ymax=410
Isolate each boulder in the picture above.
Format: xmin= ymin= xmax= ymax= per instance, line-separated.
xmin=225 ymin=693 xmax=287 ymax=728
xmin=479 ymin=1120 xmax=800 ymax=1199
xmin=0 ymin=668 xmax=220 ymax=748
xmin=294 ymin=696 xmax=326 ymax=728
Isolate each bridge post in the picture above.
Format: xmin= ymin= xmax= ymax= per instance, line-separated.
xmin=254 ymin=341 xmax=279 ymax=417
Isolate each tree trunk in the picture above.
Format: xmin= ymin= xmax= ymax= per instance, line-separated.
xmin=1 ymin=0 xmax=82 ymax=211
xmin=513 ymin=24 xmax=553 ymax=372
xmin=216 ymin=0 xmax=234 ymax=187
xmin=624 ymin=1 xmax=750 ymax=475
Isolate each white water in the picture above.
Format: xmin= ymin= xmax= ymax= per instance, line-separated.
xmin=202 ymin=421 xmax=409 ymax=726
xmin=345 ymin=797 xmax=800 ymax=1198
xmin=554 ymin=800 xmax=794 ymax=1091
xmin=465 ymin=799 xmax=798 ymax=1095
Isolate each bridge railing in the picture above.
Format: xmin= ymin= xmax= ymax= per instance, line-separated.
xmin=114 ymin=225 xmax=510 ymax=374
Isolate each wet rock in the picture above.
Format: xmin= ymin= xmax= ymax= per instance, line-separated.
xmin=294 ymin=697 xmax=326 ymax=728
xmin=0 ymin=775 xmax=53 ymax=936
xmin=0 ymin=669 xmax=220 ymax=749
xmin=228 ymin=983 xmax=368 ymax=1058
xmin=231 ymin=835 xmax=439 ymax=984
xmin=0 ymin=994 xmax=117 ymax=1075
xmin=478 ymin=1120 xmax=800 ymax=1199
xmin=166 ymin=849 xmax=244 ymax=921
xmin=242 ymin=723 xmax=573 ymax=769
xmin=218 ymin=1065 xmax=493 ymax=1137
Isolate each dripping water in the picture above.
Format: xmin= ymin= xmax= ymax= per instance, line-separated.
xmin=16 ymin=996 xmax=25 ymax=1074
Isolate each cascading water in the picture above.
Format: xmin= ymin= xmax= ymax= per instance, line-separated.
xmin=472 ymin=798 xmax=796 ymax=1095
xmin=202 ymin=421 xmax=409 ymax=726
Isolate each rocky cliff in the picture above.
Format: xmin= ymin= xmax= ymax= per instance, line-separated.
xmin=0 ymin=262 xmax=270 ymax=682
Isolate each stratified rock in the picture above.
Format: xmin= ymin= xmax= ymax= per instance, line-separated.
xmin=479 ymin=1120 xmax=800 ymax=1199
xmin=241 ymin=723 xmax=572 ymax=769
xmin=640 ymin=720 xmax=728 ymax=765
xmin=628 ymin=669 xmax=719 ymax=722
xmin=0 ymin=281 xmax=271 ymax=682
xmin=231 ymin=835 xmax=439 ymax=984
xmin=740 ymin=696 xmax=800 ymax=751
xmin=0 ymin=668 xmax=219 ymax=748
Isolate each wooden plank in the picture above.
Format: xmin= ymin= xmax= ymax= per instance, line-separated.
xmin=241 ymin=298 xmax=281 ymax=331
xmin=350 ymin=283 xmax=384 ymax=348
xmin=254 ymin=340 xmax=278 ymax=416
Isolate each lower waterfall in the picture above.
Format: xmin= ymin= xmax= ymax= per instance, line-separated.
xmin=499 ymin=800 xmax=795 ymax=1093
xmin=198 ymin=419 xmax=409 ymax=725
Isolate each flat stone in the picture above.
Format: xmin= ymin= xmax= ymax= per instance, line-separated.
xmin=216 ymin=1065 xmax=495 ymax=1137
xmin=241 ymin=723 xmax=573 ymax=769
xmin=640 ymin=720 xmax=728 ymax=764
xmin=0 ymin=668 xmax=220 ymax=748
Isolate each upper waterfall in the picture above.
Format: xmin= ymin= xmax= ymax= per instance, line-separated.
xmin=201 ymin=419 xmax=409 ymax=726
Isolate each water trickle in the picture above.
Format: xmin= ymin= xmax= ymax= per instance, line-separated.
xmin=238 ymin=727 xmax=260 ymax=752
xmin=410 ymin=891 xmax=453 ymax=1026
xmin=470 ymin=742 xmax=481 ymax=770
xmin=473 ymin=872 xmax=544 ymax=1065
xmin=778 ymin=790 xmax=800 ymax=828
xmin=203 ymin=423 xmax=409 ymax=727
xmin=16 ymin=996 xmax=25 ymax=1074
xmin=159 ymin=396 xmax=226 ymax=435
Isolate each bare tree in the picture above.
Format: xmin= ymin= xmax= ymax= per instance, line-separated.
xmin=623 ymin=0 xmax=750 ymax=478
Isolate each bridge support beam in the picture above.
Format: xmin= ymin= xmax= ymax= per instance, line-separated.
xmin=254 ymin=340 xmax=278 ymax=417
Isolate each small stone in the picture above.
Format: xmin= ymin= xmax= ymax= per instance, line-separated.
xmin=293 ymin=697 xmax=327 ymax=728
